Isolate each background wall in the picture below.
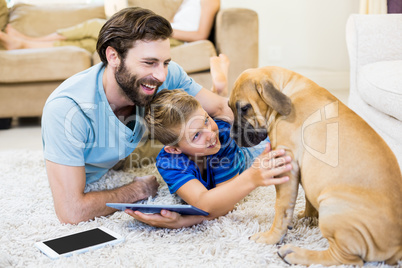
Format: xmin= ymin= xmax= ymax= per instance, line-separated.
xmin=10 ymin=0 xmax=360 ymax=98
xmin=221 ymin=0 xmax=360 ymax=94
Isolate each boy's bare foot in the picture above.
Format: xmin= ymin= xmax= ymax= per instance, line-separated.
xmin=0 ymin=31 xmax=25 ymax=50
xmin=210 ymin=54 xmax=230 ymax=97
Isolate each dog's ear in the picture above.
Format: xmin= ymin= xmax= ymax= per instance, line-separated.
xmin=257 ymin=78 xmax=292 ymax=116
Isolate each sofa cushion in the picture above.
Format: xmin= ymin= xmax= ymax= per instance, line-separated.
xmin=171 ymin=40 xmax=217 ymax=73
xmin=127 ymin=0 xmax=182 ymax=21
xmin=8 ymin=3 xmax=105 ymax=37
xmin=0 ymin=0 xmax=7 ymax=31
xmin=0 ymin=47 xmax=92 ymax=83
xmin=359 ymin=60 xmax=402 ymax=121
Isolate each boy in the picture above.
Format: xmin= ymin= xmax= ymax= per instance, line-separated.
xmin=127 ymin=89 xmax=292 ymax=228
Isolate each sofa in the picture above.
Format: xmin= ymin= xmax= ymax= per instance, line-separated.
xmin=0 ymin=0 xmax=259 ymax=129
xmin=346 ymin=14 xmax=402 ymax=168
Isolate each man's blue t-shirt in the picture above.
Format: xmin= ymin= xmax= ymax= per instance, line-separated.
xmin=156 ymin=120 xmax=257 ymax=194
xmin=42 ymin=62 xmax=202 ymax=184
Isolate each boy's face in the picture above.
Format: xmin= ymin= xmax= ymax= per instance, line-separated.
xmin=115 ymin=39 xmax=171 ymax=106
xmin=175 ymin=107 xmax=221 ymax=157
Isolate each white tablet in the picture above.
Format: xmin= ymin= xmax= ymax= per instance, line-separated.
xmin=35 ymin=227 xmax=124 ymax=260
xmin=107 ymin=203 xmax=209 ymax=216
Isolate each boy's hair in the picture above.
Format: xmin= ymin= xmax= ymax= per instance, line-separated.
xmin=145 ymin=89 xmax=201 ymax=146
xmin=97 ymin=7 xmax=172 ymax=64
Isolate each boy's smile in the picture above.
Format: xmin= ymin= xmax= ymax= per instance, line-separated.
xmin=174 ymin=108 xmax=221 ymax=158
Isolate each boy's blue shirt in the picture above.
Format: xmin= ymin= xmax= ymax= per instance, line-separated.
xmin=156 ymin=120 xmax=248 ymax=194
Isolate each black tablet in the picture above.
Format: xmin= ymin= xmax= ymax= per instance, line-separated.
xmin=106 ymin=203 xmax=209 ymax=216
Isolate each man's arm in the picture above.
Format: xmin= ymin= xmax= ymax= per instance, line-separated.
xmin=195 ymin=88 xmax=234 ymax=122
xmin=46 ymin=160 xmax=158 ymax=224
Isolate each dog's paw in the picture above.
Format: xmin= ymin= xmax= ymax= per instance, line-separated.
xmin=277 ymin=244 xmax=295 ymax=264
xmin=249 ymin=232 xmax=261 ymax=242
xmin=249 ymin=231 xmax=285 ymax=245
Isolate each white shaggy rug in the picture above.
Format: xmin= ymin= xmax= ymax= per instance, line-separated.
xmin=0 ymin=150 xmax=400 ymax=268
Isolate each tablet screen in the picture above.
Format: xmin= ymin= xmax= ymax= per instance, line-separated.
xmin=44 ymin=228 xmax=117 ymax=254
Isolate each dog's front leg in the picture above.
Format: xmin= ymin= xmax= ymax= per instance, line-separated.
xmin=251 ymin=157 xmax=300 ymax=245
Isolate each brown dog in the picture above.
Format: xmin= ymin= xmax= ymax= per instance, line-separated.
xmin=228 ymin=66 xmax=402 ymax=266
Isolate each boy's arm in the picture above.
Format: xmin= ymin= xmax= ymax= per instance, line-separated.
xmin=126 ymin=147 xmax=292 ymax=228
xmin=125 ymin=175 xmax=256 ymax=228
xmin=176 ymin=178 xmax=250 ymax=218
xmin=195 ymin=88 xmax=234 ymax=122
xmin=177 ymin=147 xmax=292 ymax=218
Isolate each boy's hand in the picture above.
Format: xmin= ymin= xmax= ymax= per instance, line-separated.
xmin=125 ymin=209 xmax=183 ymax=228
xmin=125 ymin=209 xmax=205 ymax=228
xmin=250 ymin=144 xmax=292 ymax=186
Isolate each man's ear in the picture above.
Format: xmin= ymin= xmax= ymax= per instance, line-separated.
xmin=164 ymin=145 xmax=182 ymax=155
xmin=105 ymin=46 xmax=120 ymax=67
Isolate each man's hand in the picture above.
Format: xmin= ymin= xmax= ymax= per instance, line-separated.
xmin=46 ymin=160 xmax=160 ymax=224
xmin=126 ymin=175 xmax=159 ymax=202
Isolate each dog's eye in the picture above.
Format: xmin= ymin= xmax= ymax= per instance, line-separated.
xmin=240 ymin=104 xmax=252 ymax=114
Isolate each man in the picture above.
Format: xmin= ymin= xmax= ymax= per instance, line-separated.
xmin=41 ymin=7 xmax=232 ymax=224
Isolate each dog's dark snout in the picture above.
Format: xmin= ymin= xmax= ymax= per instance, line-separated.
xmin=244 ymin=127 xmax=267 ymax=147
xmin=256 ymin=128 xmax=268 ymax=141
xmin=231 ymin=118 xmax=267 ymax=147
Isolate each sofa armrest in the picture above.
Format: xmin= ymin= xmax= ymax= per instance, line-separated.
xmin=347 ymin=14 xmax=402 ymax=67
xmin=346 ymin=14 xmax=402 ymax=97
xmin=215 ymin=8 xmax=258 ymax=89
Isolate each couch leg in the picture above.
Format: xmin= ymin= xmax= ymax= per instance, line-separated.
xmin=0 ymin=118 xmax=12 ymax=130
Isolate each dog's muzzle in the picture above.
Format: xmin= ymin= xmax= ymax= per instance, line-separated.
xmin=231 ymin=117 xmax=268 ymax=147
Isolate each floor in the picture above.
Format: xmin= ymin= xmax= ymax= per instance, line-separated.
xmin=0 ymin=89 xmax=349 ymax=151
xmin=0 ymin=117 xmax=43 ymax=151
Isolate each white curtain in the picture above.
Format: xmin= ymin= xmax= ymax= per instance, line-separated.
xmin=359 ymin=0 xmax=387 ymax=14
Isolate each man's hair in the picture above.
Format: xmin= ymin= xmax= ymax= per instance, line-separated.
xmin=97 ymin=7 xmax=173 ymax=64
xmin=145 ymin=89 xmax=201 ymax=146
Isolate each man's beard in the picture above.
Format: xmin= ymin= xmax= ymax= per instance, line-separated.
xmin=115 ymin=61 xmax=162 ymax=107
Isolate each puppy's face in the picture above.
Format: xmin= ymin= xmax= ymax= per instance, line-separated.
xmin=228 ymin=68 xmax=292 ymax=147
xmin=229 ymin=76 xmax=269 ymax=147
